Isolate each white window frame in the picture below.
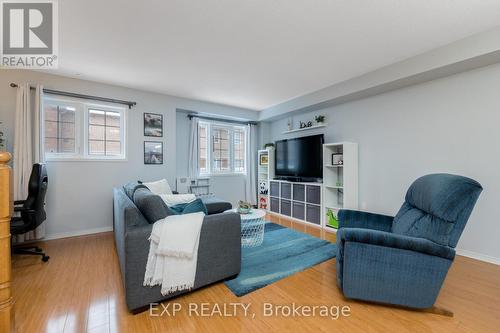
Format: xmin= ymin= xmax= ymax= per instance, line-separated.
xmin=43 ymin=98 xmax=82 ymax=160
xmin=198 ymin=122 xmax=209 ymax=174
xmin=42 ymin=96 xmax=127 ymax=161
xmin=198 ymin=120 xmax=247 ymax=176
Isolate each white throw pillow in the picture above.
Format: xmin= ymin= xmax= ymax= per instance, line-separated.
xmin=160 ymin=194 xmax=196 ymax=207
xmin=143 ymin=179 xmax=173 ymax=195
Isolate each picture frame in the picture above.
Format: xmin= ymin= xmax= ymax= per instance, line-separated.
xmin=332 ymin=153 xmax=343 ymax=166
xmin=144 ymin=113 xmax=163 ymax=137
xmin=260 ymin=154 xmax=269 ymax=165
xmin=144 ymin=141 xmax=163 ymax=164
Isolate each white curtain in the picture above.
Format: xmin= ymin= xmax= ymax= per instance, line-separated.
xmin=245 ymin=123 xmax=257 ymax=205
xmin=13 ymin=84 xmax=45 ymax=242
xmin=187 ymin=117 xmax=199 ymax=180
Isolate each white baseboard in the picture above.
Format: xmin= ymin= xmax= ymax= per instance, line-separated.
xmin=44 ymin=226 xmax=113 ymax=241
xmin=456 ymin=249 xmax=500 ymax=265
xmin=40 ymin=226 xmax=500 ymax=266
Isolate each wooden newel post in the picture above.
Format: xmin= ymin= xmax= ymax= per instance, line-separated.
xmin=0 ymin=152 xmax=14 ymax=332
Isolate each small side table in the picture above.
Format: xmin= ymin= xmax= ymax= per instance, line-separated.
xmin=226 ymin=209 xmax=266 ymax=247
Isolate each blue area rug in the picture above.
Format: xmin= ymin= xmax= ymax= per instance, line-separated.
xmin=224 ymin=222 xmax=337 ymax=297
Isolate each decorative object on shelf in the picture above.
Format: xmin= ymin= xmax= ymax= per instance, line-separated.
xmin=287 ymin=118 xmax=292 ymax=131
xmin=336 ymin=181 xmax=343 ymax=187
xmin=258 ymin=197 xmax=265 ymax=207
xmin=259 ymin=181 xmax=268 ymax=195
xmin=326 ymin=209 xmax=339 ymax=229
xmin=299 ymin=121 xmax=314 ymax=129
xmin=332 ymin=153 xmax=343 ymax=165
xmin=260 ymin=154 xmax=269 ymax=165
xmin=315 ymin=115 xmax=325 ymax=124
xmin=300 ymin=121 xmax=314 ymax=128
xmin=144 ymin=141 xmax=163 ymax=164
xmin=263 ymin=142 xmax=274 ymax=149
xmin=259 ymin=196 xmax=268 ymax=210
xmin=144 ymin=113 xmax=163 ymax=137
xmin=237 ymin=200 xmax=253 ymax=214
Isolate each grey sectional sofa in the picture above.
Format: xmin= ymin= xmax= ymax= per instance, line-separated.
xmin=113 ymin=185 xmax=241 ymax=312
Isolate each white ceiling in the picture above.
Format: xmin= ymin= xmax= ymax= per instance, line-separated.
xmin=53 ymin=0 xmax=500 ymax=110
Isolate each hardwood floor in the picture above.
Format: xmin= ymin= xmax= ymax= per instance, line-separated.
xmin=12 ymin=214 xmax=500 ymax=332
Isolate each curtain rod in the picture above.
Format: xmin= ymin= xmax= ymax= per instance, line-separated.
xmin=9 ymin=83 xmax=137 ymax=109
xmin=187 ymin=114 xmax=257 ymax=125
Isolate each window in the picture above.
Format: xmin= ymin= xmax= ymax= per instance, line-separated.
xmin=43 ymin=97 xmax=126 ymax=160
xmin=198 ymin=123 xmax=208 ymax=174
xmin=88 ymin=109 xmax=122 ymax=156
xmin=212 ymin=126 xmax=230 ymax=172
xmin=233 ymin=128 xmax=245 ymax=173
xmin=44 ymin=103 xmax=77 ymax=154
xmin=198 ymin=121 xmax=247 ymax=175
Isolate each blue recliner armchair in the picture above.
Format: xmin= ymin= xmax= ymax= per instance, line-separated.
xmin=336 ymin=174 xmax=482 ymax=309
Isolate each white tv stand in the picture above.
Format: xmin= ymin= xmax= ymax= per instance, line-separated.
xmin=259 ymin=141 xmax=358 ymax=232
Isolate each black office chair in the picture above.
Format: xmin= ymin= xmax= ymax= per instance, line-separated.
xmin=11 ymin=163 xmax=50 ymax=262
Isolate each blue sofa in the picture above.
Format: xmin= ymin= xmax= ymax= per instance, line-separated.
xmin=336 ymin=174 xmax=482 ymax=309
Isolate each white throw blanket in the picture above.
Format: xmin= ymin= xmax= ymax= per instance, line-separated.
xmin=160 ymin=193 xmax=196 ymax=207
xmin=143 ymin=212 xmax=204 ymax=295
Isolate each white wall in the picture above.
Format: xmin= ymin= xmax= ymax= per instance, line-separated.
xmin=268 ymin=62 xmax=500 ymax=263
xmin=0 ymin=70 xmax=258 ymax=239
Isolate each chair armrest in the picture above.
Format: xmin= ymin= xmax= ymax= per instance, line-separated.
xmin=338 ymin=209 xmax=394 ymax=232
xmin=339 ymin=228 xmax=455 ymax=260
xmin=14 ymin=200 xmax=25 ymax=206
xmin=14 ymin=207 xmax=36 ymax=214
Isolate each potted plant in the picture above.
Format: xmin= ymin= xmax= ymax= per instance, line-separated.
xmin=237 ymin=200 xmax=253 ymax=214
xmin=264 ymin=142 xmax=274 ymax=149
xmin=315 ymin=115 xmax=325 ymax=124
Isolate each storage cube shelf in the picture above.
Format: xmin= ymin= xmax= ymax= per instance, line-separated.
xmin=257 ymin=148 xmax=275 ymax=210
xmin=269 ymin=180 xmax=323 ymax=226
xmin=322 ymin=142 xmax=358 ymax=232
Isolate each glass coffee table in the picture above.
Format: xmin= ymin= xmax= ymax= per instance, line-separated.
xmin=226 ymin=209 xmax=266 ymax=247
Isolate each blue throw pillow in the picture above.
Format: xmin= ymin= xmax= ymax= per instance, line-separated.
xmin=170 ymin=198 xmax=208 ymax=215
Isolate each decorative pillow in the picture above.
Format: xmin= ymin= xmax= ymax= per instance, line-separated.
xmin=159 ymin=193 xmax=196 ymax=207
xmin=170 ymin=198 xmax=208 ymax=215
xmin=123 ymin=181 xmax=148 ymax=200
xmin=142 ymin=179 xmax=173 ymax=195
xmin=133 ymin=188 xmax=174 ymax=223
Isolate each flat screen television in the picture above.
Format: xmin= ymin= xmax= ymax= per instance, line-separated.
xmin=275 ymin=134 xmax=324 ymax=181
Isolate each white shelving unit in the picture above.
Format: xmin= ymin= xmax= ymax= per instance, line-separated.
xmin=257 ymin=148 xmax=275 ymax=210
xmin=322 ymin=142 xmax=358 ymax=232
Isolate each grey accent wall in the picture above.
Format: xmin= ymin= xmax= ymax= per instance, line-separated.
xmin=267 ymin=62 xmax=500 ymax=262
xmin=0 ymin=70 xmax=258 ymax=238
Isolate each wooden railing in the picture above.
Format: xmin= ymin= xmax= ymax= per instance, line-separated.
xmin=0 ymin=152 xmax=14 ymax=332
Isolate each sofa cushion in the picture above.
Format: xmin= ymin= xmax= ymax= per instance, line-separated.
xmin=123 ymin=181 xmax=148 ymax=200
xmin=133 ymin=188 xmax=174 ymax=223
xmin=200 ymin=196 xmax=232 ymax=215
xmin=170 ymin=198 xmax=208 ymax=215
xmin=142 ymin=179 xmax=173 ymax=195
